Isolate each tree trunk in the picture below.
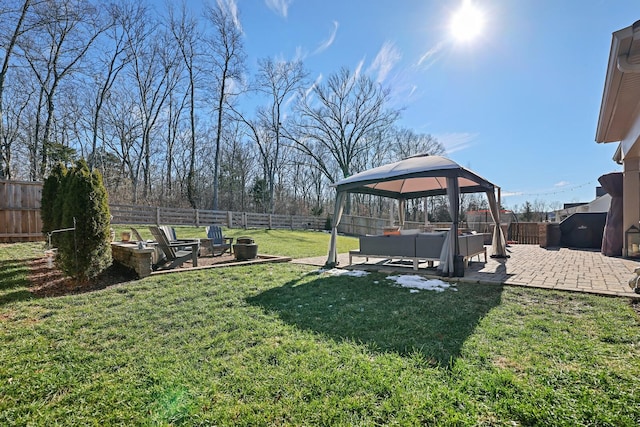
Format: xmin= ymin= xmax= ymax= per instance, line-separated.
xmin=186 ymin=77 xmax=196 ymax=208
xmin=212 ymin=65 xmax=227 ymax=210
xmin=0 ymin=0 xmax=31 ymax=178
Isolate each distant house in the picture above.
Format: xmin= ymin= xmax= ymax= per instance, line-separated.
xmin=553 ymin=194 xmax=612 ymax=222
xmin=595 ymin=20 xmax=640 ymax=255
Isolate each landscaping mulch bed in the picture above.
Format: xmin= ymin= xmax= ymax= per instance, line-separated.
xmin=26 ymin=253 xmax=292 ymax=297
xmin=27 ymin=256 xmax=137 ymax=298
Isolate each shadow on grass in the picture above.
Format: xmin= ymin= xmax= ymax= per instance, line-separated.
xmin=248 ymin=272 xmax=503 ymax=366
xmin=0 ymin=259 xmax=31 ymax=291
xmin=0 ymin=256 xmax=137 ymax=306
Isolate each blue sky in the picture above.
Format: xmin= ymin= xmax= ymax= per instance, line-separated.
xmin=158 ymin=0 xmax=640 ymax=210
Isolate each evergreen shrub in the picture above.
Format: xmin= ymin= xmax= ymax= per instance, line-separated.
xmin=41 ymin=163 xmax=66 ymax=240
xmin=54 ymin=160 xmax=112 ymax=282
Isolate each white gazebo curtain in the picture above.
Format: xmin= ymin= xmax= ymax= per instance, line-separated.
xmin=324 ymin=155 xmax=504 ymax=269
xmin=326 ymin=191 xmax=346 ymax=267
xmin=325 ymin=187 xmax=505 ymax=268
xmin=437 ymin=177 xmax=460 ymax=276
xmin=486 ymin=189 xmax=507 ymax=258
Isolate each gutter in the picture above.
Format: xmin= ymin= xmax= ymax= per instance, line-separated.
xmin=616 ymin=20 xmax=640 ymax=73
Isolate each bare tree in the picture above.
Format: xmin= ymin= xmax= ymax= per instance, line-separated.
xmin=252 ymin=58 xmax=307 ymax=213
xmin=125 ymin=13 xmax=179 ymax=199
xmin=203 ymin=0 xmax=245 ymax=210
xmin=168 ymin=1 xmax=201 ymax=208
xmin=290 ymin=67 xmax=399 ymax=184
xmin=0 ymin=0 xmax=33 ymax=178
xmin=22 ymin=0 xmax=106 ymax=178
xmin=1 ymin=81 xmax=33 ymax=179
xmin=162 ymin=81 xmax=188 ymax=202
xmin=101 ymin=85 xmax=143 ymax=201
xmin=85 ymin=0 xmax=141 ymax=170
xmin=387 ymin=127 xmax=445 ymax=160
xmin=233 ymin=117 xmax=273 ymax=212
xmin=217 ymin=120 xmax=253 ymax=211
xmin=532 ymin=199 xmax=549 ymax=222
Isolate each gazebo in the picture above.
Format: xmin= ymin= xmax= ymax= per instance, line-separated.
xmin=326 ymin=155 xmax=507 ymax=276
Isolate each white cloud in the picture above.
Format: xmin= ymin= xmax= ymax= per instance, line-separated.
xmin=367 ymin=41 xmax=402 ymax=83
xmin=354 ymin=57 xmax=365 ymax=79
xmin=314 ymin=21 xmax=339 ymax=54
xmin=416 ymin=40 xmax=446 ymax=70
xmin=284 ymin=93 xmax=298 ymax=109
xmin=304 ymin=73 xmax=323 ymax=99
xmin=501 ymin=191 xmax=524 ymax=197
xmin=265 ymin=0 xmax=292 ymax=18
xmin=554 ymin=180 xmax=570 ymax=187
xmin=293 ymin=46 xmax=308 ymax=62
xmin=434 ymin=132 xmax=478 ymax=154
xmin=217 ymin=0 xmax=242 ymax=31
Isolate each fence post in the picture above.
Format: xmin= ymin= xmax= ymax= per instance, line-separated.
xmin=195 ymin=209 xmax=200 ymax=227
xmin=156 ymin=207 xmax=161 ymax=225
xmin=268 ymin=214 xmax=272 ymax=230
xmin=290 ymin=216 xmax=294 ymax=230
xmin=242 ymin=212 xmax=247 ymax=229
xmin=227 ymin=211 xmax=232 ymax=228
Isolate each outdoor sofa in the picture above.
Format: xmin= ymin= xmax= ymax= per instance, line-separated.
xmin=349 ymin=230 xmax=486 ymax=270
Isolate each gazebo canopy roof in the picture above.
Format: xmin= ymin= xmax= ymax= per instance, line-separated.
xmin=333 ymin=155 xmax=497 ymax=199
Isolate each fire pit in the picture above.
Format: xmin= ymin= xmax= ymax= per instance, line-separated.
xmin=234 ymin=236 xmax=258 ymax=260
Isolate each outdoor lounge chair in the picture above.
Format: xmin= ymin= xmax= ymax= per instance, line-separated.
xmin=130 ymin=227 xmax=146 ymax=242
xmin=149 ymin=226 xmax=200 ymax=269
xmin=159 ymin=225 xmax=178 ymax=241
xmin=205 ymin=225 xmax=233 ymax=256
xmin=159 ymin=225 xmax=198 ymax=251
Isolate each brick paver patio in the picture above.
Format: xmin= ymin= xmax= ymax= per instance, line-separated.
xmin=292 ymin=245 xmax=640 ymax=298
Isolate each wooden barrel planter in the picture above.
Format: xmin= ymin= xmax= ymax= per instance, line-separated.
xmin=234 ymin=237 xmax=258 ymax=260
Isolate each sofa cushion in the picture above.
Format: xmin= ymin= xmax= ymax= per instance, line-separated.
xmin=460 ymin=234 xmax=484 ymax=256
xmin=415 ymin=232 xmax=447 ymax=259
xmin=359 ymin=235 xmax=416 ymax=257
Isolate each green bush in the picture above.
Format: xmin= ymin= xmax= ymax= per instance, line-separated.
xmin=56 ymin=160 xmax=112 ymax=282
xmin=40 ymin=163 xmax=66 ymax=238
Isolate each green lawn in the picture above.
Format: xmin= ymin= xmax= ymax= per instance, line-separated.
xmin=1 ymin=239 xmax=639 ymax=425
xmin=112 ymin=225 xmax=359 ymax=259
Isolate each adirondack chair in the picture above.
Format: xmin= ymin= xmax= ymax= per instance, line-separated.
xmin=149 ymin=226 xmax=200 ymax=269
xmin=205 ymin=225 xmax=233 ymax=256
xmin=159 ymin=225 xmax=196 ymax=251
xmin=159 ymin=225 xmax=177 ymax=241
xmin=130 ymin=227 xmax=146 ymax=242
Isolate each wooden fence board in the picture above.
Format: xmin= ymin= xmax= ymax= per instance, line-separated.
xmin=0 ymin=181 xmax=543 ymax=244
xmin=0 ymin=181 xmax=44 ymax=242
xmin=508 ymin=222 xmax=540 ymax=245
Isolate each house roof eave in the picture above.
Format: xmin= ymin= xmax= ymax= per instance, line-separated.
xmin=596 ymin=23 xmax=639 ymax=143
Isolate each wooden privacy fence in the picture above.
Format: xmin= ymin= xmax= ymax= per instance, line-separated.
xmin=337 ymin=215 xmax=454 ymax=236
xmin=507 ymin=222 xmax=540 ymax=244
xmin=0 ymin=182 xmax=326 ymax=243
xmin=109 ymin=204 xmax=326 ymax=231
xmin=0 ymin=181 xmax=43 ymax=242
xmin=0 ymin=180 xmax=542 ymax=244
xmin=338 ymin=215 xmax=541 ymax=244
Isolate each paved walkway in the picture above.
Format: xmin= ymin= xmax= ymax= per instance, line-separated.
xmin=292 ymin=245 xmax=640 ymax=298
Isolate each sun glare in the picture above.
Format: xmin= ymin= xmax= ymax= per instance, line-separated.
xmin=450 ymin=0 xmax=485 ymax=42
